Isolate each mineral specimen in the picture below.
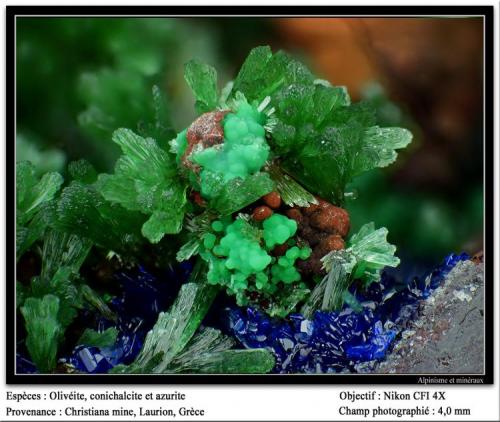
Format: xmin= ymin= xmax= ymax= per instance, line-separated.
xmin=181 ymin=110 xmax=228 ymax=172
xmin=228 ymin=253 xmax=471 ymax=373
xmin=287 ymin=198 xmax=351 ymax=276
xmin=175 ymin=100 xmax=270 ymax=200
xmin=200 ymin=213 xmax=311 ymax=313
xmin=16 ymin=45 xmax=417 ymax=375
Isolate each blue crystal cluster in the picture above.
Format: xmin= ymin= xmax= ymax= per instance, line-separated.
xmin=17 ymin=253 xmax=469 ymax=374
xmin=16 ymin=352 xmax=38 ymax=374
xmin=62 ymin=263 xmax=192 ymax=374
xmin=228 ymin=253 xmax=470 ymax=373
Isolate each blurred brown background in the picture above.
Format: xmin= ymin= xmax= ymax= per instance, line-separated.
xmin=275 ymin=17 xmax=483 ymax=191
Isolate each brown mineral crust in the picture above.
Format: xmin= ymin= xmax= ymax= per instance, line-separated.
xmin=272 ymin=243 xmax=289 ymax=257
xmin=181 ymin=110 xmax=229 ymax=172
xmin=318 ymin=234 xmax=345 ymax=255
xmin=286 ymin=209 xmax=321 ymax=246
xmin=252 ymin=206 xmax=273 ymax=221
xmin=302 ymin=198 xmax=330 ymax=215
xmin=288 ymin=197 xmax=350 ymax=276
xmin=285 ymin=208 xmax=303 ymax=225
xmin=310 ymin=253 xmax=326 ymax=274
xmin=262 ymin=191 xmax=282 ymax=209
xmin=190 ymin=190 xmax=206 ymax=207
xmin=299 ymin=247 xmax=332 ymax=277
xmin=308 ymin=203 xmax=350 ymax=237
xmin=297 ymin=234 xmax=345 ymax=275
xmin=298 ymin=223 xmax=324 ymax=247
xmin=296 ymin=251 xmax=324 ymax=276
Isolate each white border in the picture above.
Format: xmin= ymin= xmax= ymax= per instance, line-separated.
xmin=1 ymin=1 xmax=499 ymax=421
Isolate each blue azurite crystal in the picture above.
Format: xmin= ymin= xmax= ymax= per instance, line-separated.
xmin=62 ymin=262 xmax=193 ymax=373
xmin=16 ymin=352 xmax=38 ymax=374
xmin=67 ymin=346 xmax=114 ymax=374
xmin=228 ymin=307 xmax=393 ymax=373
xmin=227 ymin=253 xmax=470 ymax=373
xmin=346 ymin=320 xmax=397 ymax=361
xmin=20 ymin=253 xmax=469 ymax=374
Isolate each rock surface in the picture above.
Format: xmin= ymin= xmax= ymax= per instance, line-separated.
xmin=373 ymin=260 xmax=484 ymax=374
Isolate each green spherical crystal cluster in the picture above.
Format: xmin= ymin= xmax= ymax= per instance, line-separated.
xmin=171 ymin=100 xmax=271 ymax=200
xmin=272 ymin=245 xmax=311 ymax=284
xmin=194 ymin=102 xmax=270 ymax=198
xmin=263 ymin=214 xmax=298 ymax=248
xmin=200 ymin=213 xmax=311 ymax=306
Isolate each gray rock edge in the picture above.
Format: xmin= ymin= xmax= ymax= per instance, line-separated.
xmin=357 ymin=261 xmax=485 ymax=374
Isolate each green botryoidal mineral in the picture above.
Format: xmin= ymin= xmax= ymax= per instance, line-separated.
xmin=193 ymin=103 xmax=269 ymax=194
xmin=262 ymin=214 xmax=297 ymax=248
xmin=200 ymin=213 xmax=311 ymax=310
xmin=171 ymin=45 xmax=411 ymax=316
xmin=172 ymin=98 xmax=271 ymax=200
xmin=271 ymin=245 xmax=311 ymax=284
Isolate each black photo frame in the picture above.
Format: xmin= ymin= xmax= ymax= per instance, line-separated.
xmin=6 ymin=5 xmax=494 ymax=385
